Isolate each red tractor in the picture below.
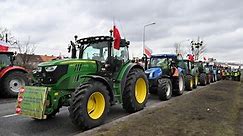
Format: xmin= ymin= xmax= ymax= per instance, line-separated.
xmin=0 ymin=45 xmax=29 ymax=97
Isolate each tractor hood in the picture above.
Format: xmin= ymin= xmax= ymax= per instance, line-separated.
xmin=145 ymin=67 xmax=162 ymax=80
xmin=34 ymin=59 xmax=98 ymax=88
xmin=38 ymin=59 xmax=96 ymax=67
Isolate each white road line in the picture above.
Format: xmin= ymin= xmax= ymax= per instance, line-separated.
xmin=2 ymin=113 xmax=17 ymax=118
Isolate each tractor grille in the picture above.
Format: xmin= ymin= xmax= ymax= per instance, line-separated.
xmin=36 ymin=65 xmax=68 ymax=84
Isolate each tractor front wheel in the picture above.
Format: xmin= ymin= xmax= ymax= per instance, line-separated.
xmin=193 ymin=75 xmax=198 ymax=89
xmin=1 ymin=71 xmax=28 ymax=97
xmin=122 ymin=69 xmax=149 ymax=113
xmin=199 ymin=73 xmax=207 ymax=86
xmin=68 ymin=81 xmax=110 ymax=130
xmin=173 ymin=73 xmax=185 ymax=96
xmin=157 ymin=78 xmax=172 ymax=101
xmin=185 ymin=75 xmax=193 ymax=91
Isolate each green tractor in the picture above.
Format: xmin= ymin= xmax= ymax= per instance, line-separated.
xmin=194 ymin=61 xmax=210 ymax=86
xmin=231 ymin=68 xmax=241 ymax=81
xmin=178 ymin=59 xmax=199 ymax=91
xmin=16 ymin=32 xmax=149 ymax=130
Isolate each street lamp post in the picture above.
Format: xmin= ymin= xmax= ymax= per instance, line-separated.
xmin=143 ymin=22 xmax=156 ymax=54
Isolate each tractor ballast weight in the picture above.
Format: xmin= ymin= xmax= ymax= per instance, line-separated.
xmin=144 ymin=54 xmax=185 ymax=101
xmin=17 ymin=33 xmax=149 ymax=130
xmin=0 ymin=52 xmax=29 ymax=97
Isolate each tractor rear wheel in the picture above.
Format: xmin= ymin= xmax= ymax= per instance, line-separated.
xmin=193 ymin=75 xmax=198 ymax=89
xmin=122 ymin=69 xmax=149 ymax=113
xmin=173 ymin=73 xmax=185 ymax=96
xmin=237 ymin=76 xmax=241 ymax=81
xmin=199 ymin=73 xmax=207 ymax=86
xmin=68 ymin=81 xmax=110 ymax=130
xmin=157 ymin=78 xmax=172 ymax=101
xmin=1 ymin=71 xmax=28 ymax=97
xmin=206 ymin=74 xmax=211 ymax=84
xmin=217 ymin=74 xmax=221 ymax=81
xmin=185 ymin=75 xmax=193 ymax=91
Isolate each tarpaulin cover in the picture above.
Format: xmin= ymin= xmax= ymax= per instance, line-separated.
xmin=16 ymin=86 xmax=48 ymax=119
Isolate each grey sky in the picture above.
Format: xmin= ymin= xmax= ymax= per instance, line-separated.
xmin=0 ymin=0 xmax=242 ymax=63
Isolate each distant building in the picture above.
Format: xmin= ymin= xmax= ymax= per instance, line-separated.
xmin=15 ymin=54 xmax=57 ymax=70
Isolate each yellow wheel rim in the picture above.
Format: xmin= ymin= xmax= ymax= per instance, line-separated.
xmin=87 ymin=92 xmax=105 ymax=119
xmin=190 ymin=79 xmax=193 ymax=88
xmin=195 ymin=76 xmax=198 ymax=85
xmin=135 ymin=78 xmax=147 ymax=104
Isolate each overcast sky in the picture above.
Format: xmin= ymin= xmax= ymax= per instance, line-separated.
xmin=0 ymin=0 xmax=242 ymax=63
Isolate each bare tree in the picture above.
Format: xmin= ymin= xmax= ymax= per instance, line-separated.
xmin=16 ymin=37 xmax=37 ymax=69
xmin=0 ymin=27 xmax=17 ymax=45
xmin=0 ymin=27 xmax=36 ymax=69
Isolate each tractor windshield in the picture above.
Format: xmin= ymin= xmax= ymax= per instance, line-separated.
xmin=0 ymin=54 xmax=11 ymax=68
xmin=82 ymin=41 xmax=109 ymax=62
xmin=150 ymin=57 xmax=170 ymax=69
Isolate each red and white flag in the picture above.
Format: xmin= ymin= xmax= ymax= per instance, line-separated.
xmin=0 ymin=41 xmax=9 ymax=52
xmin=144 ymin=45 xmax=152 ymax=57
xmin=113 ymin=26 xmax=121 ymax=50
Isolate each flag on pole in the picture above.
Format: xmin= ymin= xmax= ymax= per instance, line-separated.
xmin=113 ymin=26 xmax=121 ymax=50
xmin=0 ymin=41 xmax=9 ymax=52
xmin=144 ymin=45 xmax=152 ymax=57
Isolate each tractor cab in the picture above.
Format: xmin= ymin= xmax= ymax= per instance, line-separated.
xmin=146 ymin=54 xmax=178 ymax=79
xmin=0 ymin=52 xmax=14 ymax=69
xmin=177 ymin=59 xmax=194 ymax=75
xmin=70 ymin=35 xmax=130 ymax=78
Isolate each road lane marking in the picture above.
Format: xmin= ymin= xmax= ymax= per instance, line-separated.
xmin=2 ymin=113 xmax=17 ymax=118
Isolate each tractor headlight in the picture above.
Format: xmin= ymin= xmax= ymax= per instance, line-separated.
xmin=37 ymin=67 xmax=42 ymax=72
xmin=45 ymin=66 xmax=57 ymax=72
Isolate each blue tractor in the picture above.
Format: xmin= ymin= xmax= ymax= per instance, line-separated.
xmin=144 ymin=54 xmax=185 ymax=100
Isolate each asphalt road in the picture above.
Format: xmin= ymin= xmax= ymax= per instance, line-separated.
xmin=0 ymin=85 xmax=206 ymax=136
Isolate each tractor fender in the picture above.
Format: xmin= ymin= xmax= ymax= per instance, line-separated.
xmin=118 ymin=63 xmax=144 ymax=93
xmin=79 ymin=75 xmax=114 ymax=103
xmin=0 ymin=66 xmax=27 ymax=79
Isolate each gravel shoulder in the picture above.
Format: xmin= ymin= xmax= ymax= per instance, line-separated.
xmin=79 ymin=80 xmax=242 ymax=136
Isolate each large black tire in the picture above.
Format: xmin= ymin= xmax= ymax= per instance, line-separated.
xmin=217 ymin=74 xmax=221 ymax=81
xmin=68 ymin=81 xmax=110 ymax=130
xmin=211 ymin=74 xmax=215 ymax=83
xmin=185 ymin=75 xmax=193 ymax=91
xmin=1 ymin=71 xmax=28 ymax=97
xmin=122 ymin=68 xmax=149 ymax=113
xmin=237 ymin=76 xmax=241 ymax=81
xmin=157 ymin=78 xmax=172 ymax=101
xmin=193 ymin=75 xmax=198 ymax=89
xmin=172 ymin=73 xmax=185 ymax=96
xmin=199 ymin=73 xmax=207 ymax=86
xmin=206 ymin=74 xmax=211 ymax=84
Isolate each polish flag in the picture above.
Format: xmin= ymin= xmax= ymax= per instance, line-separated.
xmin=144 ymin=45 xmax=152 ymax=57
xmin=0 ymin=41 xmax=9 ymax=52
xmin=113 ymin=26 xmax=121 ymax=50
